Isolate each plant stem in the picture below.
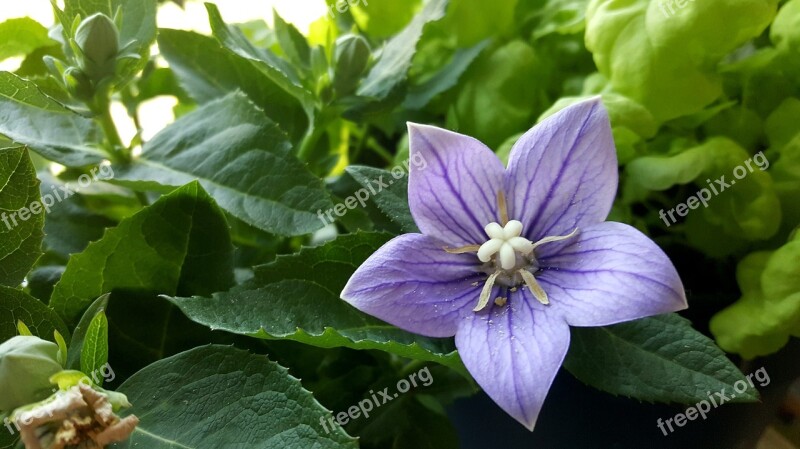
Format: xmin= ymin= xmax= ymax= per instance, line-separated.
xmin=97 ymin=101 xmax=129 ymax=163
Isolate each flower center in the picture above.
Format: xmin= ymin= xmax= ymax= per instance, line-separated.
xmin=442 ymin=191 xmax=579 ymax=312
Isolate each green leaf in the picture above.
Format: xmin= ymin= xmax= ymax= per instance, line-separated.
xmin=204 ymin=3 xmax=315 ymax=110
xmin=66 ymin=293 xmax=109 ymax=370
xmin=79 ymin=309 xmax=108 ymax=381
xmin=350 ymin=0 xmax=423 ymax=39
xmin=49 ymin=181 xmax=235 ymax=324
xmin=710 ymin=233 xmax=800 ymax=358
xmin=158 ymin=29 xmax=309 ymax=142
xmin=564 ymin=313 xmax=759 ymax=403
xmin=0 ymin=18 xmax=55 ymax=62
xmin=449 ymin=40 xmax=545 ymax=148
xmin=345 ymin=165 xmax=419 ymax=233
xmin=168 ymin=232 xmax=464 ymax=372
xmin=114 ymin=92 xmax=333 ymax=237
xmin=115 ymin=345 xmax=358 ymax=449
xmin=585 ymin=0 xmax=777 ymax=121
xmin=273 ymin=10 xmax=311 ymax=70
xmin=0 ymin=147 xmax=44 ymax=287
xmin=357 ymin=0 xmax=448 ymax=100
xmin=0 ymin=72 xmax=103 ymax=167
xmin=404 ymin=39 xmax=488 ymax=110
xmin=0 ymin=285 xmax=68 ymax=342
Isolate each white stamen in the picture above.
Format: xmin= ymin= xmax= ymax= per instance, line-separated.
xmin=519 ymin=269 xmax=549 ymax=305
xmin=530 ymin=228 xmax=580 ymax=251
xmin=507 ymin=236 xmax=534 ymax=254
xmin=475 ymin=271 xmax=500 ymax=312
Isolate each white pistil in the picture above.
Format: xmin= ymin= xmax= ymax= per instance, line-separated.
xmin=477 ymin=220 xmax=535 ymax=270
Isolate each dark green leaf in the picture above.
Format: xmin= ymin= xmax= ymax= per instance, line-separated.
xmin=49 ymin=181 xmax=235 ymax=324
xmin=115 ymin=345 xmax=358 ymax=449
xmin=168 ymin=232 xmax=464 ymax=372
xmin=114 ymin=92 xmax=333 ymax=237
xmin=158 ymin=29 xmax=309 ymax=141
xmin=345 ymin=165 xmax=419 ymax=233
xmin=0 ymin=285 xmax=68 ymax=342
xmin=564 ymin=313 xmax=760 ymax=404
xmin=357 ymin=0 xmax=448 ymax=99
xmin=0 ymin=72 xmax=103 ymax=167
xmin=0 ymin=147 xmax=43 ymax=287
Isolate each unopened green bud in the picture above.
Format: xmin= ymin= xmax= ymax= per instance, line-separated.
xmin=63 ymin=67 xmax=94 ymax=101
xmin=0 ymin=336 xmax=62 ymax=412
xmin=332 ymin=34 xmax=371 ymax=96
xmin=74 ymin=13 xmax=120 ymax=82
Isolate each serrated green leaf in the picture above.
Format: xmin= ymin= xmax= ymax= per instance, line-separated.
xmin=0 ymin=147 xmax=43 ymax=287
xmin=564 ymin=313 xmax=759 ymax=404
xmin=49 ymin=182 xmax=235 ymax=324
xmin=357 ymin=0 xmax=448 ymax=100
xmin=114 ymin=92 xmax=333 ymax=237
xmin=0 ymin=285 xmax=68 ymax=342
xmin=80 ymin=309 xmax=108 ymax=381
xmin=345 ymin=165 xmax=419 ymax=233
xmin=0 ymin=72 xmax=103 ymax=167
xmin=158 ymin=29 xmax=309 ymax=142
xmin=204 ymin=3 xmax=315 ymax=110
xmin=115 ymin=345 xmax=358 ymax=449
xmin=168 ymin=232 xmax=464 ymax=372
xmin=0 ymin=18 xmax=55 ymax=62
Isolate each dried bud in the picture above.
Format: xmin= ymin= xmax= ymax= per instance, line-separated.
xmin=332 ymin=34 xmax=371 ymax=96
xmin=74 ymin=13 xmax=120 ymax=82
xmin=0 ymin=336 xmax=62 ymax=413
xmin=13 ymin=384 xmax=138 ymax=449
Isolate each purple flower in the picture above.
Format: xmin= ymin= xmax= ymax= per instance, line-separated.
xmin=341 ymin=98 xmax=687 ymax=430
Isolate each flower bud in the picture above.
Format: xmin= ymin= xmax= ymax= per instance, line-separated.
xmin=0 ymin=336 xmax=62 ymax=412
xmin=332 ymin=34 xmax=371 ymax=97
xmin=74 ymin=13 xmax=120 ymax=82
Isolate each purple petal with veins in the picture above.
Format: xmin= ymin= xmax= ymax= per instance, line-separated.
xmin=536 ymin=221 xmax=687 ymax=327
xmin=504 ymin=97 xmax=618 ymax=241
xmin=341 ymin=233 xmax=482 ymax=338
xmin=456 ymin=288 xmax=570 ymax=430
xmin=407 ymin=123 xmax=506 ymax=247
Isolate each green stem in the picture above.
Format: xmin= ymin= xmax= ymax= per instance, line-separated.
xmin=97 ymin=103 xmax=129 ymax=163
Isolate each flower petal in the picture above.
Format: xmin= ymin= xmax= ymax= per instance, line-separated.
xmin=408 ymin=123 xmax=506 ymax=246
xmin=504 ymin=97 xmax=618 ymax=240
xmin=341 ymin=233 xmax=483 ymax=337
xmin=456 ymin=290 xmax=570 ymax=430
xmin=535 ymin=221 xmax=688 ymax=327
